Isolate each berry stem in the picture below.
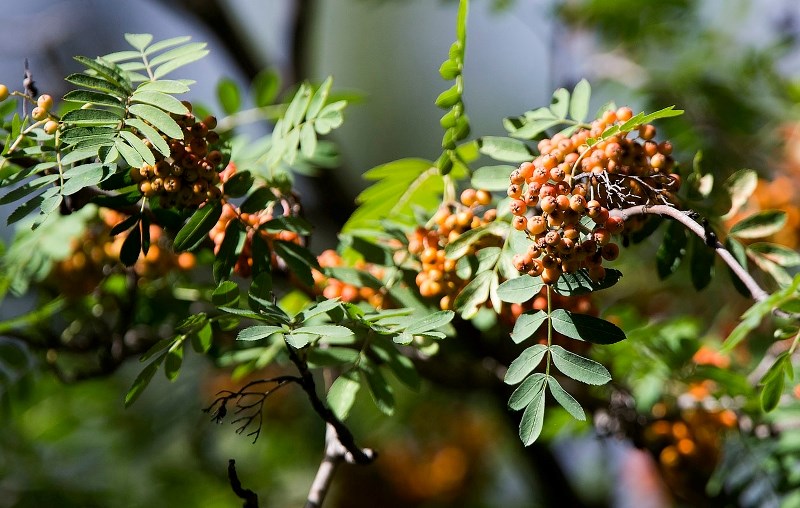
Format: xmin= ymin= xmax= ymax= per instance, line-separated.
xmin=545 ymin=284 xmax=552 ymax=378
xmin=789 ymin=329 xmax=800 ymax=356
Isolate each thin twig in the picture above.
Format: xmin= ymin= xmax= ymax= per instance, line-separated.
xmin=609 ymin=204 xmax=769 ymax=302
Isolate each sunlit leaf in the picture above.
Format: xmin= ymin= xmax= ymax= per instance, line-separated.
xmin=549 ymin=345 xmax=611 ymax=385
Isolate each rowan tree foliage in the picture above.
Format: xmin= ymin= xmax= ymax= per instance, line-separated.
xmin=1 ymin=1 xmax=799 ymax=507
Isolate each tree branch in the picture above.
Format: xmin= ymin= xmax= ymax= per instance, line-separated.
xmin=286 ymin=346 xmax=376 ymax=465
xmin=304 ymin=424 xmax=346 ymax=508
xmin=228 ymin=459 xmax=259 ymax=508
xmin=609 ymin=204 xmax=769 ymax=302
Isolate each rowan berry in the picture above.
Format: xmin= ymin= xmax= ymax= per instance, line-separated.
xmin=43 ymin=120 xmax=58 ymax=135
xmin=605 ymin=216 xmax=625 ymax=234
xmin=518 ymin=162 xmax=534 ymax=180
xmin=639 ymin=124 xmax=656 ymax=141
xmin=37 ymin=94 xmax=53 ymax=111
xmin=535 ymin=196 xmax=554 ymax=215
xmin=0 ymin=84 xmax=8 ymax=102
xmin=512 ymin=215 xmax=528 ymax=231
xmin=616 ymin=106 xmax=633 ymax=121
xmin=527 ymin=215 xmax=546 ymax=235
xmin=593 ymin=227 xmax=611 ymax=246
xmin=587 ymin=264 xmax=606 ymax=282
xmin=31 ymin=106 xmax=47 ymax=121
xmin=569 ymin=194 xmax=586 ymax=213
xmin=475 ymin=189 xmax=492 ymax=206
xmin=549 ymin=166 xmax=565 ymax=182
xmin=531 ymin=166 xmax=549 ymax=184
xmin=650 ymin=153 xmax=666 ymax=170
xmin=460 ymin=188 xmax=477 ymax=206
xmin=542 ymin=266 xmax=562 ymax=285
xmin=601 ymin=243 xmax=620 ymax=261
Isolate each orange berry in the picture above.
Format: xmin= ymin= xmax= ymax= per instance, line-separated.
xmin=601 ymin=243 xmax=619 ymax=261
xmin=569 ymin=194 xmax=586 ymax=213
xmin=509 ymin=199 xmax=527 ymax=216
xmin=512 ymin=215 xmax=528 ymax=231
xmin=639 ymin=124 xmax=656 ymax=141
xmin=593 ymin=228 xmax=611 ymax=246
xmin=0 ymin=84 xmax=8 ymax=102
xmin=605 ymin=216 xmax=625 ymax=234
xmin=540 ymin=195 xmax=557 ymax=214
xmin=177 ymin=252 xmax=196 ymax=270
xmin=475 ymin=189 xmax=492 ymax=206
xmin=507 ymin=184 xmax=522 ymax=199
xmin=555 ymin=194 xmax=570 ymax=211
xmin=460 ymin=188 xmax=477 ymax=207
xmin=615 ymin=106 xmax=633 ymax=122
xmin=542 ymin=266 xmax=562 ymax=285
xmin=420 ymin=247 xmax=438 ymax=264
xmin=531 ymin=166 xmax=549 ymax=184
xmin=527 ymin=215 xmax=547 ymax=235
xmin=518 ymin=162 xmax=534 ymax=180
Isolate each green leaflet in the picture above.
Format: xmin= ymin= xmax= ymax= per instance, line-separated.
xmin=549 ymin=345 xmax=611 ymax=385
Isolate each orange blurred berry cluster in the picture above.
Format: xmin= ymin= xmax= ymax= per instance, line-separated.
xmin=644 ymin=408 xmax=737 ymax=501
xmin=209 ymin=203 xmax=301 ymax=278
xmin=508 ymin=107 xmax=680 ymax=284
xmin=312 ymin=249 xmax=386 ymax=307
xmin=129 ymin=103 xmax=223 ymax=209
xmin=407 ymin=189 xmax=500 ymax=310
xmin=52 ymin=209 xmax=195 ymax=296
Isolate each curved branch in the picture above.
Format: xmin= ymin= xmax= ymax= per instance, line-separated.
xmin=609 ymin=204 xmax=769 ymax=302
xmin=287 ymin=347 xmax=376 ymax=465
xmin=305 ymin=424 xmax=346 ymax=508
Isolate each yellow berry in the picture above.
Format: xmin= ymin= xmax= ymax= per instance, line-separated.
xmin=37 ymin=94 xmax=53 ymax=111
xmin=31 ymin=106 xmax=48 ymax=121
xmin=0 ymin=84 xmax=8 ymax=102
xmin=43 ymin=120 xmax=58 ymax=135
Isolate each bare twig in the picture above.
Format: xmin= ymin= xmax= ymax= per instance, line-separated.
xmin=204 ymin=376 xmax=300 ymax=443
xmin=609 ymin=204 xmax=769 ymax=302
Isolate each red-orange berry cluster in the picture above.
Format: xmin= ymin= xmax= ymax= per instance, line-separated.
xmin=644 ymin=408 xmax=737 ymax=501
xmin=129 ymin=103 xmax=223 ymax=209
xmin=208 ymin=203 xmax=301 ymax=278
xmin=509 ymin=107 xmax=680 ymax=284
xmin=312 ymin=249 xmax=387 ymax=307
xmin=408 ymin=189 xmax=500 ymax=310
xmin=51 ymin=209 xmax=195 ymax=296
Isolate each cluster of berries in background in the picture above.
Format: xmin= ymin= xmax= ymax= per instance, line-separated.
xmin=129 ymin=103 xmax=224 ymax=209
xmin=509 ymin=107 xmax=681 ymax=284
xmin=51 ymin=209 xmax=195 ymax=296
xmin=407 ymin=189 xmax=500 ymax=310
xmin=0 ymin=84 xmax=59 ymax=134
xmin=643 ymin=407 xmax=737 ymax=501
xmin=31 ymin=94 xmax=59 ymax=135
xmin=208 ymin=202 xmax=302 ymax=279
xmin=312 ymin=250 xmax=387 ymax=307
